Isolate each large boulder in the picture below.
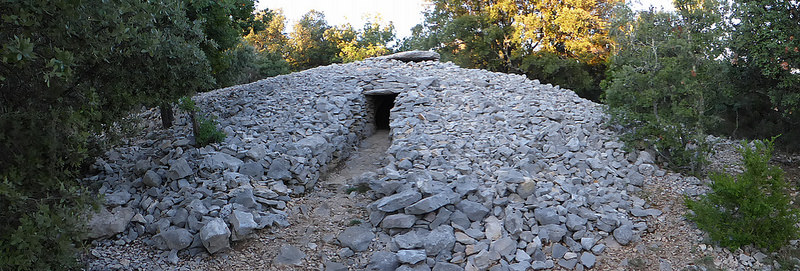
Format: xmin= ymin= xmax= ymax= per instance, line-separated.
xmin=154 ymin=228 xmax=193 ymax=250
xmin=377 ymin=51 xmax=440 ymax=62
xmin=200 ymin=218 xmax=231 ymax=254
xmin=87 ymin=207 xmax=134 ymax=239
xmin=230 ymin=210 xmax=258 ymax=241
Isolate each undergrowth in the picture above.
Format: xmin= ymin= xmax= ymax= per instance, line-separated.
xmin=685 ymin=137 xmax=799 ymax=251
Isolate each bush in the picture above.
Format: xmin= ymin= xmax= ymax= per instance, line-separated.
xmin=179 ymin=97 xmax=226 ymax=147
xmin=195 ymin=116 xmax=227 ymax=147
xmin=685 ymin=138 xmax=799 ymax=251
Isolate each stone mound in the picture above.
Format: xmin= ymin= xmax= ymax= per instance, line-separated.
xmin=84 ymin=55 xmax=663 ymax=270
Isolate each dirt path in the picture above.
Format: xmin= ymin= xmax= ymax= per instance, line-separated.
xmin=205 ymin=130 xmax=392 ymax=270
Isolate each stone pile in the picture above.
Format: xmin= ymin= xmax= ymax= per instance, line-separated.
xmin=85 ymin=54 xmax=668 ymax=270
xmin=345 ymin=60 xmax=666 ymax=270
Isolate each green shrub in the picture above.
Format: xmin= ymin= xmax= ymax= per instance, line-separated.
xmin=179 ymin=96 xmax=225 ymax=147
xmin=685 ymin=138 xmax=799 ymax=251
xmin=195 ymin=116 xmax=226 ymax=147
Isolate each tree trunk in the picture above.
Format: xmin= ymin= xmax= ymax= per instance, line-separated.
xmin=190 ymin=111 xmax=199 ymax=146
xmin=160 ymin=103 xmax=174 ymax=129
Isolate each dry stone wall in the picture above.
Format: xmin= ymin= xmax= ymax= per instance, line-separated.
xmin=85 ymin=55 xmax=668 ymax=270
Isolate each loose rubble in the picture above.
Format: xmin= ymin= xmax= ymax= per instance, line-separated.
xmin=82 ymin=55 xmax=800 ymax=270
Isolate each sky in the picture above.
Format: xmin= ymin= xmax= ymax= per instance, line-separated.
xmin=256 ymin=0 xmax=676 ymax=40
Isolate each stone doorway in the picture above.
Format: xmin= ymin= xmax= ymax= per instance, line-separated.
xmin=366 ymin=93 xmax=398 ymax=131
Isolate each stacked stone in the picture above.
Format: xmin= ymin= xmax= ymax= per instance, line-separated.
xmin=356 ymin=59 xmax=666 ymax=270
xmin=85 ymin=53 xmax=667 ymax=270
xmin=84 ymin=64 xmax=395 ymax=256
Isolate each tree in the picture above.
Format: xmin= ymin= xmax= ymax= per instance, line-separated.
xmin=244 ymin=9 xmax=291 ymax=78
xmin=603 ymin=0 xmax=728 ymax=173
xmin=246 ymin=9 xmax=290 ymax=58
xmin=722 ymin=0 xmax=800 ymax=147
xmin=288 ymin=10 xmax=339 ymax=71
xmin=326 ymin=17 xmax=396 ymax=63
xmin=184 ymin=0 xmax=261 ymax=87
xmin=515 ymin=0 xmax=618 ymax=65
xmin=0 ymin=0 xmax=212 ymax=269
xmin=401 ymin=0 xmax=617 ymax=100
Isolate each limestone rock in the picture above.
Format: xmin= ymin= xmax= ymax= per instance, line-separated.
xmin=88 ymin=207 xmax=134 ymax=239
xmin=200 ymin=218 xmax=231 ymax=254
xmin=378 ymin=51 xmax=440 ymax=62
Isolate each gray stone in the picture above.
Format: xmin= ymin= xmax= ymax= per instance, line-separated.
xmin=167 ymin=158 xmax=193 ymax=180
xmin=534 ymin=207 xmax=559 ymax=225
xmin=367 ymin=251 xmax=400 ymax=271
xmin=231 ymin=187 xmax=258 ymax=209
xmin=200 ymin=218 xmax=231 ymax=254
xmin=566 ymin=213 xmax=588 ymax=231
xmin=552 ymin=243 xmax=568 ymax=259
xmin=156 ymin=228 xmax=193 ymax=250
xmin=395 ymin=231 xmax=424 ymax=249
xmin=485 ymin=216 xmax=503 ymax=240
xmin=558 ymin=258 xmax=578 ymax=269
xmin=404 ymin=191 xmax=457 ymax=215
xmin=627 ymin=171 xmax=645 ymax=186
xmin=297 ymin=135 xmax=328 ymax=155
xmin=88 ymin=207 xmax=134 ymax=239
xmin=497 ymin=169 xmax=525 ymax=183
xmin=580 ymin=252 xmax=596 ymax=268
xmin=580 ymin=238 xmax=596 ymax=251
xmin=491 ymin=237 xmax=516 ymax=261
xmin=638 ymin=163 xmax=655 ymax=176
xmin=541 ymin=224 xmax=568 ymax=243
xmin=591 ymin=244 xmax=606 ymax=254
xmin=105 ymin=190 xmax=131 ymax=207
xmin=515 ymin=249 xmax=531 ymax=262
xmin=432 ymin=262 xmax=463 ymax=271
xmin=143 ymin=170 xmax=162 ymax=187
xmin=424 ymin=225 xmax=455 ymax=256
xmin=531 ymin=261 xmax=550 ymax=270
xmin=659 ymin=259 xmax=672 ymax=271
xmin=239 ymin=162 xmax=264 ymax=177
xmin=274 ymin=244 xmax=306 ymax=266
xmin=338 ymin=226 xmax=375 ymax=252
xmin=267 ymin=158 xmax=292 ymax=180
xmin=325 ymin=261 xmax=348 ymax=271
xmin=202 ymin=152 xmax=243 ymax=172
xmin=397 ymin=249 xmax=427 ymax=264
xmin=397 ymin=264 xmax=430 ymax=271
xmin=230 ymin=210 xmax=258 ymax=240
xmin=167 ymin=249 xmax=179 ymax=264
xmin=504 ymin=211 xmax=523 ymax=236
xmin=566 ymin=137 xmax=581 ymax=152
xmin=516 ymin=180 xmax=536 ymax=199
xmin=456 ymin=200 xmax=489 ymax=221
xmin=378 ymin=50 xmax=440 ymax=62
xmin=376 ymin=190 xmax=422 ymax=212
xmin=613 ymin=224 xmax=634 ymax=245
xmin=382 ymin=214 xmax=417 ymax=229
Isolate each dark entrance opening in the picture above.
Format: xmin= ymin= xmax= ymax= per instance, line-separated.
xmin=368 ymin=94 xmax=397 ymax=130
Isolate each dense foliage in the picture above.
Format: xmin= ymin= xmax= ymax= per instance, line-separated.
xmin=0 ymin=0 xmax=213 ymax=269
xmin=603 ymin=0 xmax=728 ymax=174
xmin=401 ymin=0 xmax=618 ymax=100
xmin=716 ymin=0 xmax=800 ymax=149
xmin=686 ymin=139 xmax=799 ymax=251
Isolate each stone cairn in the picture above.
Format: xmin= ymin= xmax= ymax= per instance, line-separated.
xmin=85 ymin=51 xmax=665 ymax=270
